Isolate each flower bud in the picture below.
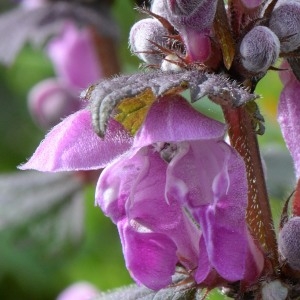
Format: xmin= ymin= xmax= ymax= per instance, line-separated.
xmin=161 ymin=54 xmax=183 ymax=71
xmin=261 ymin=280 xmax=288 ymax=300
xmin=269 ymin=2 xmax=300 ymax=53
xmin=28 ymin=79 xmax=82 ymax=130
xmin=278 ymin=216 xmax=300 ymax=271
xmin=129 ymin=18 xmax=168 ymax=65
xmin=151 ymin=0 xmax=169 ymax=19
xmin=239 ymin=26 xmax=280 ymax=73
xmin=20 ymin=0 xmax=46 ymax=9
xmin=166 ymin=0 xmax=217 ymax=31
xmin=56 ymin=282 xmax=99 ymax=300
xmin=241 ymin=0 xmax=263 ymax=9
xmin=164 ymin=0 xmax=217 ymax=62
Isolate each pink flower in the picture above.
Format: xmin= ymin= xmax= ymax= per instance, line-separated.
xmin=28 ymin=78 xmax=82 ymax=129
xmin=278 ymin=63 xmax=300 ymax=179
xmin=21 ymin=95 xmax=263 ymax=290
xmin=28 ymin=22 xmax=101 ymax=129
xmin=47 ymin=22 xmax=102 ymax=89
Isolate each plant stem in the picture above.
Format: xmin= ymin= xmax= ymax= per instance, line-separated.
xmin=90 ymin=27 xmax=120 ymax=78
xmin=223 ymin=105 xmax=278 ymax=272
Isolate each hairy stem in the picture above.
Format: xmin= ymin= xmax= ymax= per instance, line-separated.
xmin=223 ymin=105 xmax=278 ymax=272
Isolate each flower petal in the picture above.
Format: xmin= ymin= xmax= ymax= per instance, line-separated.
xmin=166 ymin=140 xmax=230 ymax=207
xmin=127 ymin=148 xmax=200 ymax=270
xmin=134 ymin=95 xmax=225 ymax=148
xmin=197 ymin=144 xmax=249 ymax=281
xmin=20 ymin=109 xmax=132 ymax=171
xmin=96 ymin=148 xmax=148 ymax=223
xmin=167 ymin=138 xmax=251 ymax=282
xmin=195 ymin=237 xmax=212 ymax=283
xmin=118 ymin=219 xmax=178 ymax=290
xmin=243 ymin=230 xmax=264 ymax=283
xmin=98 ymin=147 xmax=200 ymax=269
xmin=278 ymin=80 xmax=300 ymax=178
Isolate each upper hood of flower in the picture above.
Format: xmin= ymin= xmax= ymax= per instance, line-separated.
xmin=133 ymin=95 xmax=226 ymax=148
xmin=19 ymin=109 xmax=133 ymax=172
xmin=20 ymin=95 xmax=226 ymax=172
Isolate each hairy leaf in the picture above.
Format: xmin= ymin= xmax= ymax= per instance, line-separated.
xmin=83 ymin=69 xmax=257 ymax=137
xmin=95 ymin=273 xmax=200 ymax=300
xmin=0 ymin=171 xmax=85 ymax=249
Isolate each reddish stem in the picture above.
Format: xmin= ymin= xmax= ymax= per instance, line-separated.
xmin=222 ymin=105 xmax=278 ymax=272
xmin=292 ymin=179 xmax=300 ymax=216
xmin=90 ymin=27 xmax=120 ymax=78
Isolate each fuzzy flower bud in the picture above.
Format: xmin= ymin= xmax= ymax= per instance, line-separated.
xmin=28 ymin=79 xmax=82 ymax=130
xmin=269 ymin=2 xmax=300 ymax=53
xmin=239 ymin=26 xmax=280 ymax=73
xmin=261 ymin=280 xmax=288 ymax=300
xmin=241 ymin=0 xmax=263 ymax=9
xmin=278 ymin=216 xmax=300 ymax=271
xmin=129 ymin=18 xmax=168 ymax=65
xmin=151 ymin=0 xmax=169 ymax=19
xmin=20 ymin=0 xmax=46 ymax=9
xmin=56 ymin=282 xmax=99 ymax=300
xmin=166 ymin=0 xmax=217 ymax=30
xmin=165 ymin=0 xmax=217 ymax=62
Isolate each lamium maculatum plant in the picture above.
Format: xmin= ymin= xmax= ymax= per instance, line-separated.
xmin=18 ymin=0 xmax=300 ymax=299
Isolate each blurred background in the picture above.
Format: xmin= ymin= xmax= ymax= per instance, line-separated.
xmin=0 ymin=1 xmax=294 ymax=299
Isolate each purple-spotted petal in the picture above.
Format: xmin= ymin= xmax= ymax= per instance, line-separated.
xmin=278 ymin=80 xmax=300 ymax=178
xmin=20 ymin=109 xmax=132 ymax=172
xmin=134 ymin=95 xmax=225 ymax=148
xmin=118 ymin=219 xmax=178 ymax=290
